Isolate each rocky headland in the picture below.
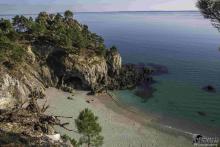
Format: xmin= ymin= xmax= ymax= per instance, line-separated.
xmin=0 ymin=37 xmax=152 ymax=108
xmin=0 ymin=12 xmax=153 ymax=109
xmin=0 ymin=11 xmax=153 ymax=146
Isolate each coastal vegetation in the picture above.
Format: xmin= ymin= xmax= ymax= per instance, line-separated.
xmin=197 ymin=0 xmax=220 ymax=31
xmin=0 ymin=94 xmax=72 ymax=146
xmin=197 ymin=0 xmax=220 ymax=91
xmin=0 ymin=92 xmax=103 ymax=146
xmin=0 ymin=10 xmax=107 ymax=66
xmin=0 ymin=10 xmax=152 ymax=98
xmin=75 ymin=108 xmax=104 ymax=147
xmin=61 ymin=134 xmax=78 ymax=146
xmin=0 ymin=10 xmax=152 ymax=146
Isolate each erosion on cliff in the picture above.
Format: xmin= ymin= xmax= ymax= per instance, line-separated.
xmin=0 ymin=10 xmax=151 ymax=108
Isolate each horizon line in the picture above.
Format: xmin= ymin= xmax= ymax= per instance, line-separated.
xmin=0 ymin=10 xmax=199 ymax=16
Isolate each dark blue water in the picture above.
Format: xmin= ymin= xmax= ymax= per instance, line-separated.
xmin=75 ymin=12 xmax=220 ymax=129
xmin=1 ymin=11 xmax=220 ymax=131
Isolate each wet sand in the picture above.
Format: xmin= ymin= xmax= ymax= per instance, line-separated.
xmin=40 ymin=88 xmax=193 ymax=147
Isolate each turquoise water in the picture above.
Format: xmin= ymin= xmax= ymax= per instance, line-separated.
xmin=1 ymin=11 xmax=220 ymax=131
xmin=74 ymin=12 xmax=220 ymax=129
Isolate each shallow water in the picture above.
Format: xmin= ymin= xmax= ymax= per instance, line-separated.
xmin=42 ymin=88 xmax=193 ymax=147
xmin=74 ymin=12 xmax=220 ymax=130
xmin=1 ymin=11 xmax=220 ymax=135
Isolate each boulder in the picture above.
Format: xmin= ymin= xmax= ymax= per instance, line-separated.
xmin=46 ymin=134 xmax=61 ymax=142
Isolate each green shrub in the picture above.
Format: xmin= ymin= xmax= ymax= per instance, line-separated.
xmin=61 ymin=134 xmax=78 ymax=146
xmin=110 ymin=45 xmax=118 ymax=52
xmin=0 ymin=10 xmax=108 ymax=65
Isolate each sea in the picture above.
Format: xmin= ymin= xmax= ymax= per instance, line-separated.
xmin=1 ymin=11 xmax=220 ymax=136
xmin=75 ymin=11 xmax=220 ymax=136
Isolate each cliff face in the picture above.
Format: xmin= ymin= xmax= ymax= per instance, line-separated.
xmin=61 ymin=54 xmax=109 ymax=90
xmin=59 ymin=51 xmax=122 ymax=92
xmin=0 ymin=46 xmax=122 ymax=108
xmin=0 ymin=10 xmax=153 ymax=108
xmin=0 ymin=50 xmax=47 ymax=108
xmin=106 ymin=51 xmax=122 ymax=76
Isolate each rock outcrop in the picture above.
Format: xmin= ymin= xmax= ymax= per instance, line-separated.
xmin=0 ymin=43 xmax=152 ymax=108
xmin=0 ymin=46 xmax=52 ymax=108
xmin=61 ymin=53 xmax=109 ymax=90
xmin=106 ymin=50 xmax=122 ymax=76
xmin=202 ymin=85 xmax=216 ymax=93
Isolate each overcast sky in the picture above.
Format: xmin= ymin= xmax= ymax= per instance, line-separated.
xmin=0 ymin=0 xmax=198 ymax=14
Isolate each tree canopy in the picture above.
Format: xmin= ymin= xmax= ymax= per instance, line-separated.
xmin=197 ymin=0 xmax=220 ymax=31
xmin=110 ymin=45 xmax=118 ymax=53
xmin=64 ymin=10 xmax=74 ymax=20
xmin=75 ymin=108 xmax=103 ymax=147
xmin=0 ymin=10 xmax=108 ymax=66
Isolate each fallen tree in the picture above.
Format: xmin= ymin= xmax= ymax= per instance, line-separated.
xmin=0 ymin=91 xmax=74 ymax=146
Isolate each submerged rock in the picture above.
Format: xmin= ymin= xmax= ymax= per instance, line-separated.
xmin=147 ymin=63 xmax=169 ymax=75
xmin=202 ymin=85 xmax=216 ymax=93
xmin=197 ymin=111 xmax=207 ymax=116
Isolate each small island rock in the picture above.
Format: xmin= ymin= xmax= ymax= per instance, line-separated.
xmin=202 ymin=85 xmax=216 ymax=93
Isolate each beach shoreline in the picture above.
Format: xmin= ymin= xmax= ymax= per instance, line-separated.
xmin=39 ymin=88 xmax=194 ymax=147
xmin=107 ymin=91 xmax=220 ymax=138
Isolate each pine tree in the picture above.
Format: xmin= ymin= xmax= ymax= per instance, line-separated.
xmin=197 ymin=0 xmax=220 ymax=31
xmin=75 ymin=108 xmax=104 ymax=147
xmin=64 ymin=10 xmax=74 ymax=20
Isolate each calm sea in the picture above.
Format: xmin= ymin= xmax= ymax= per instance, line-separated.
xmin=1 ymin=11 xmax=220 ymax=134
xmin=75 ymin=12 xmax=220 ymax=131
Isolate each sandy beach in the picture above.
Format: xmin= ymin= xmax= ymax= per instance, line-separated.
xmin=39 ymin=88 xmax=193 ymax=147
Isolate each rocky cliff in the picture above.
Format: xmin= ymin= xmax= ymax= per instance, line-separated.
xmin=0 ymin=44 xmax=152 ymax=109
xmin=0 ymin=11 xmax=152 ymax=108
xmin=0 ymin=45 xmax=124 ymax=108
xmin=0 ymin=10 xmax=153 ymax=146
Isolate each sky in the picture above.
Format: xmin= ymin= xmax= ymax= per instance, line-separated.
xmin=0 ymin=0 xmax=198 ymax=14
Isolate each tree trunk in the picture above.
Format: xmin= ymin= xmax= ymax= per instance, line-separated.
xmin=88 ymin=135 xmax=91 ymax=147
